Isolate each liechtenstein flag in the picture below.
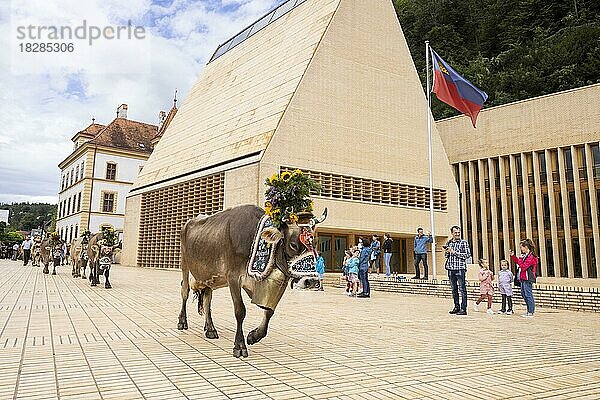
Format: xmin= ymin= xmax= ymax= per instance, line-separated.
xmin=431 ymin=49 xmax=488 ymax=127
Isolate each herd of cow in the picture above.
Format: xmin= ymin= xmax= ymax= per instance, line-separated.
xmin=31 ymin=232 xmax=115 ymax=288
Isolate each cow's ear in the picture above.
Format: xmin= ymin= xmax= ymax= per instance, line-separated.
xmin=261 ymin=227 xmax=283 ymax=244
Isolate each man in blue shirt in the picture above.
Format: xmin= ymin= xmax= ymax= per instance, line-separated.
xmin=413 ymin=228 xmax=433 ymax=280
xmin=444 ymin=226 xmax=471 ymax=315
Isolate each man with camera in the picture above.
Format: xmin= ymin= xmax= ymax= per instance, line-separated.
xmin=444 ymin=226 xmax=471 ymax=315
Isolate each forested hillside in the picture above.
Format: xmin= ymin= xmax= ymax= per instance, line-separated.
xmin=394 ymin=0 xmax=600 ymax=119
xmin=0 ymin=203 xmax=57 ymax=231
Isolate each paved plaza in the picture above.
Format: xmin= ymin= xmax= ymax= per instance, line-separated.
xmin=1 ymin=260 xmax=599 ymax=400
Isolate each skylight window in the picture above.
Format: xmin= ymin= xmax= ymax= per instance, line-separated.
xmin=208 ymin=0 xmax=309 ymax=63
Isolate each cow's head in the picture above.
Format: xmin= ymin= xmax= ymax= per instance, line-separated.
xmin=260 ymin=208 xmax=327 ymax=289
xmin=97 ymin=239 xmax=115 ymax=257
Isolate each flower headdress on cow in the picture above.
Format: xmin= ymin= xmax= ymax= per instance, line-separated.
xmin=49 ymin=231 xmax=62 ymax=246
xmin=80 ymin=230 xmax=92 ymax=244
xmin=264 ymin=169 xmax=320 ymax=228
xmin=100 ymin=228 xmax=118 ymax=247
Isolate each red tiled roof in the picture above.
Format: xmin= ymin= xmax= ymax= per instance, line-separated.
xmin=90 ymin=118 xmax=158 ymax=153
xmin=70 ymin=123 xmax=105 ymax=141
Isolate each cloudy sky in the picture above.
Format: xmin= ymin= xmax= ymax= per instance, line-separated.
xmin=0 ymin=0 xmax=283 ymax=204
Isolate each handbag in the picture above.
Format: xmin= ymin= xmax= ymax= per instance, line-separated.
xmin=514 ymin=267 xmax=521 ymax=287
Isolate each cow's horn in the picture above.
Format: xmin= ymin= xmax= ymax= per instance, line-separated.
xmin=311 ymin=208 xmax=328 ymax=226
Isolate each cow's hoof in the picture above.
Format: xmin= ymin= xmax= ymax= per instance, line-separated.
xmin=247 ymin=329 xmax=265 ymax=345
xmin=105 ymin=283 xmax=112 ymax=289
xmin=205 ymin=330 xmax=219 ymax=339
xmin=52 ymin=271 xmax=56 ymax=275
xmin=177 ymin=321 xmax=188 ymax=330
xmin=43 ymin=269 xmax=49 ymax=274
xmin=233 ymin=348 xmax=248 ymax=358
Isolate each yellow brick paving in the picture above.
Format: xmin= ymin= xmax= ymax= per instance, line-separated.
xmin=1 ymin=259 xmax=599 ymax=400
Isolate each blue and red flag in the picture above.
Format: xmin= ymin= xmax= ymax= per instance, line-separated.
xmin=431 ymin=49 xmax=488 ymax=127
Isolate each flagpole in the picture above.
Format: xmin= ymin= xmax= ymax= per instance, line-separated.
xmin=425 ymin=40 xmax=437 ymax=280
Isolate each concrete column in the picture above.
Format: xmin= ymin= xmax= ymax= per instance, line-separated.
xmin=545 ymin=149 xmax=561 ymax=277
xmin=468 ymin=161 xmax=479 ymax=262
xmin=509 ymin=155 xmax=521 ymax=250
xmin=478 ymin=159 xmax=489 ymax=260
xmin=459 ymin=162 xmax=469 ymax=246
xmin=499 ymin=156 xmax=511 ymax=258
xmin=487 ymin=158 xmax=501 ymax=268
xmin=557 ymin=147 xmax=574 ymax=277
xmin=521 ymin=153 xmax=533 ymax=239
xmin=584 ymin=144 xmax=600 ymax=278
xmin=571 ymin=145 xmax=588 ymax=278
xmin=532 ymin=151 xmax=548 ymax=277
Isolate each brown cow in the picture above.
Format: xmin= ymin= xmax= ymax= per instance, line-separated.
xmin=87 ymin=233 xmax=115 ymax=288
xmin=70 ymin=238 xmax=90 ymax=278
xmin=178 ymin=204 xmax=326 ymax=358
xmin=31 ymin=236 xmax=42 ymax=267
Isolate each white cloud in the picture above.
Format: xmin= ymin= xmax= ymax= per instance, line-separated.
xmin=0 ymin=0 xmax=281 ymax=204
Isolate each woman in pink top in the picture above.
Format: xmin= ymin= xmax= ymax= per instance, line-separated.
xmin=511 ymin=239 xmax=538 ymax=318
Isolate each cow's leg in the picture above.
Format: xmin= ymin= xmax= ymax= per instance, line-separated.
xmin=202 ymin=288 xmax=219 ymax=339
xmin=177 ymin=269 xmax=190 ymax=330
xmin=104 ymin=269 xmax=111 ymax=289
xmin=82 ymin=261 xmax=88 ymax=279
xmin=228 ymin=282 xmax=247 ymax=358
xmin=90 ymin=261 xmax=98 ymax=286
xmin=247 ymin=308 xmax=275 ymax=345
xmin=42 ymin=262 xmax=49 ymax=274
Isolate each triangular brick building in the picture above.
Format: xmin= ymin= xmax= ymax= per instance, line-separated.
xmin=123 ymin=0 xmax=460 ymax=274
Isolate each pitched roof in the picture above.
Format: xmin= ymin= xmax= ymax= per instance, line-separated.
xmin=70 ymin=123 xmax=105 ymax=142
xmin=90 ymin=118 xmax=158 ymax=154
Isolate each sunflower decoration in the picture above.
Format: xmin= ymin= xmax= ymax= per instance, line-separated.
xmin=264 ymin=169 xmax=320 ymax=228
xmin=80 ymin=230 xmax=92 ymax=244
xmin=49 ymin=231 xmax=62 ymax=246
xmin=101 ymin=228 xmax=119 ymax=247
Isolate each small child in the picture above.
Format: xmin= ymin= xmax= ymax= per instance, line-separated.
xmin=346 ymin=250 xmax=360 ymax=297
xmin=315 ymin=253 xmax=325 ymax=291
xmin=473 ymin=259 xmax=494 ymax=314
xmin=497 ymin=259 xmax=514 ymax=314
xmin=342 ymin=249 xmax=353 ymax=295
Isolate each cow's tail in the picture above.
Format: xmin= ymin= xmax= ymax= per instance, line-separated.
xmin=180 ymin=222 xmax=191 ymax=301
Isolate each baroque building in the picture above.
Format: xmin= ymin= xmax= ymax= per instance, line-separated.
xmin=57 ymin=102 xmax=177 ymax=242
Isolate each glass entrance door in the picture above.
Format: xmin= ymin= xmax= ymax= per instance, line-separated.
xmin=318 ymin=234 xmax=348 ymax=272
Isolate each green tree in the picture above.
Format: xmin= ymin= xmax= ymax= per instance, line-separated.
xmin=0 ymin=203 xmax=57 ymax=232
xmin=393 ymin=0 xmax=600 ymax=119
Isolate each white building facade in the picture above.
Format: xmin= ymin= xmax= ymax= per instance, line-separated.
xmin=56 ymin=105 xmax=158 ymax=243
